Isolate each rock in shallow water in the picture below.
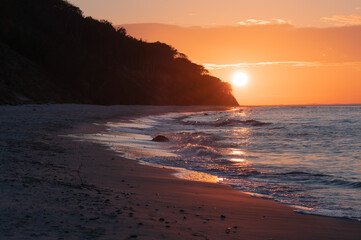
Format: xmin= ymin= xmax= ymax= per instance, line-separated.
xmin=152 ymin=135 xmax=169 ymax=142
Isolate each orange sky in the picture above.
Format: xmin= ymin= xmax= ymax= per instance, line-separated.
xmin=119 ymin=24 xmax=361 ymax=105
xmin=69 ymin=0 xmax=361 ymax=28
xmin=69 ymin=0 xmax=361 ymax=105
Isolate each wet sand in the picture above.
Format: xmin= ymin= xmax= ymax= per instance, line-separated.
xmin=0 ymin=104 xmax=360 ymax=239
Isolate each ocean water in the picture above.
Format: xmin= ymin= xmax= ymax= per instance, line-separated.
xmin=86 ymin=105 xmax=361 ymax=221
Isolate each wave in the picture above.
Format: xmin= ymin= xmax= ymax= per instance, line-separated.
xmin=294 ymin=208 xmax=361 ymax=222
xmin=174 ymin=144 xmax=222 ymax=158
xmin=183 ymin=118 xmax=271 ymax=127
xmin=215 ymin=119 xmax=271 ymax=127
xmin=263 ymin=171 xmax=361 ymax=189
xmin=270 ymin=171 xmax=328 ymax=177
xmin=326 ymin=179 xmax=361 ymax=189
xmin=171 ymin=131 xmax=221 ymax=145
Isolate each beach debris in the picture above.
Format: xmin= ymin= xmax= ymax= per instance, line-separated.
xmin=152 ymin=135 xmax=169 ymax=142
xmin=225 ymin=227 xmax=231 ymax=234
xmin=220 ymin=215 xmax=226 ymax=220
xmin=179 ymin=209 xmax=185 ymax=213
xmin=165 ymin=225 xmax=171 ymax=229
xmin=159 ymin=218 xmax=165 ymax=222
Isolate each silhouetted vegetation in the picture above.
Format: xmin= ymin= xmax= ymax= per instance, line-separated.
xmin=0 ymin=0 xmax=238 ymax=106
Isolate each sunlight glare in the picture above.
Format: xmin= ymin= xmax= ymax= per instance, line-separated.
xmin=231 ymin=150 xmax=245 ymax=155
xmin=230 ymin=158 xmax=246 ymax=162
xmin=232 ymin=72 xmax=248 ymax=87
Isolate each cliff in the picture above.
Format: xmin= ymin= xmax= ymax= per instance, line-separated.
xmin=0 ymin=0 xmax=238 ymax=106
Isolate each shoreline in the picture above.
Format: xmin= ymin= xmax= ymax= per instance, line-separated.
xmin=1 ymin=104 xmax=360 ymax=239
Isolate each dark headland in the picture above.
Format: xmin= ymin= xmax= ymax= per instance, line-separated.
xmin=0 ymin=0 xmax=238 ymax=106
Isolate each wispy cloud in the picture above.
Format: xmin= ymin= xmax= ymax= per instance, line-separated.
xmin=322 ymin=14 xmax=361 ymax=26
xmin=237 ymin=19 xmax=271 ymax=25
xmin=203 ymin=61 xmax=317 ymax=69
xmin=237 ymin=18 xmax=291 ymax=26
xmin=203 ymin=61 xmax=361 ymax=70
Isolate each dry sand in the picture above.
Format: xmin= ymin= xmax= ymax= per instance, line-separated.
xmin=0 ymin=104 xmax=360 ymax=240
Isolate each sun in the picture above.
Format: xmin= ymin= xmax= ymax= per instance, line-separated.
xmin=232 ymin=72 xmax=248 ymax=87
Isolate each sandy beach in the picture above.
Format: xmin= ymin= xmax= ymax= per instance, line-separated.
xmin=1 ymin=104 xmax=360 ymax=240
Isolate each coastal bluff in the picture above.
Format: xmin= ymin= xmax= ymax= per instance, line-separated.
xmin=0 ymin=0 xmax=238 ymax=106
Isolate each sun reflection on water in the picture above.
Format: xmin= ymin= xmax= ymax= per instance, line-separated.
xmin=139 ymin=161 xmax=220 ymax=183
xmin=229 ymin=128 xmax=250 ymax=136
xmin=230 ymin=158 xmax=246 ymax=163
xmin=231 ymin=150 xmax=245 ymax=155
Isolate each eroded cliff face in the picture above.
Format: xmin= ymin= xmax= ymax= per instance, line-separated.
xmin=0 ymin=40 xmax=63 ymax=105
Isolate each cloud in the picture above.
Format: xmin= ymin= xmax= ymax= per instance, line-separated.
xmin=356 ymin=7 xmax=361 ymax=10
xmin=237 ymin=18 xmax=291 ymax=26
xmin=203 ymin=61 xmax=361 ymax=70
xmin=237 ymin=19 xmax=271 ymax=25
xmin=322 ymin=14 xmax=361 ymax=26
xmin=273 ymin=19 xmax=292 ymax=24
xmin=203 ymin=61 xmax=318 ymax=69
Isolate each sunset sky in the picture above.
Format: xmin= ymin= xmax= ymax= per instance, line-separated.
xmin=69 ymin=0 xmax=361 ymax=105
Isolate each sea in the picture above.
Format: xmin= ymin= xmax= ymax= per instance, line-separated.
xmin=84 ymin=105 xmax=361 ymax=221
